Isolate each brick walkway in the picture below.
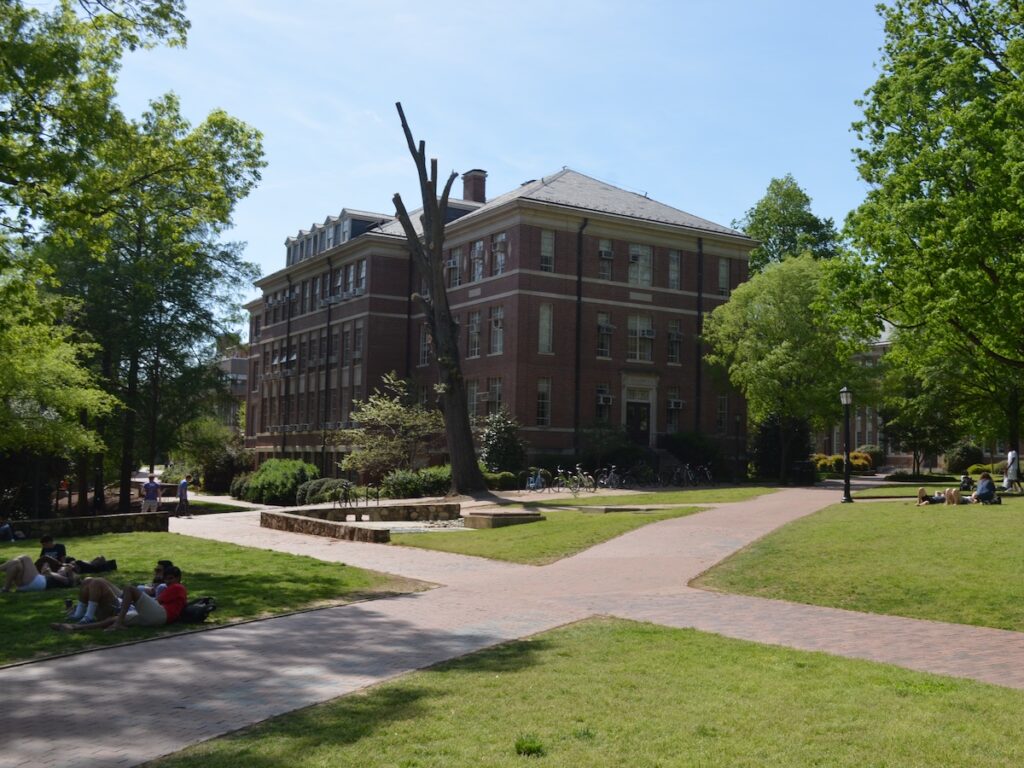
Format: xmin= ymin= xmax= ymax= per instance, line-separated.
xmin=2 ymin=486 xmax=1022 ymax=767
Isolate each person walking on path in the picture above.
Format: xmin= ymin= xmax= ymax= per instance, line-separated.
xmin=141 ymin=475 xmax=161 ymax=514
xmin=176 ymin=475 xmax=192 ymax=516
xmin=1006 ymin=448 xmax=1021 ymax=493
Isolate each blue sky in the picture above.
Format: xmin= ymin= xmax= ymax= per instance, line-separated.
xmin=114 ymin=0 xmax=885 ymax=300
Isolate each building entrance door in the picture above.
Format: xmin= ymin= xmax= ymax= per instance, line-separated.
xmin=625 ymin=402 xmax=651 ymax=445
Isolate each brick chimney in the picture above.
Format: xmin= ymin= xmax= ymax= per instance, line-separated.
xmin=461 ymin=169 xmax=487 ymax=203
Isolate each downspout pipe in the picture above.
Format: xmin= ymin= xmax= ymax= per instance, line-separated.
xmin=573 ymin=217 xmax=589 ymax=456
xmin=282 ymin=275 xmax=293 ymax=453
xmin=694 ymin=237 xmax=704 ymax=433
xmin=321 ymin=257 xmax=334 ymax=474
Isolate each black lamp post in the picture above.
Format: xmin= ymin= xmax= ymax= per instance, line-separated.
xmin=840 ymin=386 xmax=854 ymax=503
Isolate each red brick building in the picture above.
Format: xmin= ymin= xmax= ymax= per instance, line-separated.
xmin=245 ymin=169 xmax=755 ymax=473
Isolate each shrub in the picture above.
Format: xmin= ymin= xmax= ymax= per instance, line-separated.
xmin=856 ymin=444 xmax=885 ymax=469
xmin=479 ymin=410 xmax=526 ymax=473
xmin=850 ymin=451 xmax=873 ymax=469
xmin=381 ymin=469 xmax=423 ymax=499
xmin=417 ymin=465 xmax=452 ymax=496
xmin=967 ymin=461 xmax=1005 ymax=475
xmin=484 ymin=470 xmax=518 ymax=490
xmin=297 ymin=478 xmax=332 ymax=506
xmin=242 ymin=459 xmax=319 ymax=506
xmin=229 ymin=472 xmax=251 ymax=500
xmin=307 ymin=478 xmax=354 ymax=505
xmin=945 ymin=442 xmax=985 ymax=474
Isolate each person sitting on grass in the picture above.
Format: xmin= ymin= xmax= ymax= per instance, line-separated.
xmin=56 ymin=576 xmax=124 ymax=625
xmin=139 ymin=560 xmax=174 ymax=597
xmin=51 ymin=566 xmax=187 ymax=631
xmin=35 ymin=535 xmax=68 ymax=571
xmin=971 ymin=472 xmax=998 ymax=504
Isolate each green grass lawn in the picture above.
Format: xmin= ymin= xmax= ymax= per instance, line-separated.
xmin=695 ymin=499 xmax=1024 ymax=631
xmin=391 ymin=507 xmax=700 ymax=565
xmin=523 ymin=485 xmax=775 ymax=507
xmin=0 ymin=532 xmax=422 ymax=666
xmin=151 ymin=618 xmax=1024 ymax=768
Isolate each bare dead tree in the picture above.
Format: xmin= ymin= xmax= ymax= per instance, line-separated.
xmin=392 ymin=102 xmax=486 ymax=494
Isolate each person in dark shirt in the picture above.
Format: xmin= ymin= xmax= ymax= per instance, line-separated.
xmin=36 ymin=535 xmax=68 ymax=570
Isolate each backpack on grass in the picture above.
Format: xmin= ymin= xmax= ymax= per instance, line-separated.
xmin=179 ymin=596 xmax=217 ymax=624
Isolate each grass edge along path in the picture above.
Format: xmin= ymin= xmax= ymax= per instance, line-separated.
xmin=149 ymin=618 xmax=1024 ymax=768
xmin=694 ymin=499 xmax=1024 ymax=632
xmin=0 ymin=532 xmax=428 ymax=666
xmin=392 ymin=506 xmax=701 ymax=565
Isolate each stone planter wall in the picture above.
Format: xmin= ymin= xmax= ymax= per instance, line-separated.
xmin=294 ymin=503 xmax=460 ymax=523
xmin=261 ymin=511 xmax=391 ymax=544
xmin=9 ymin=512 xmax=171 ymax=540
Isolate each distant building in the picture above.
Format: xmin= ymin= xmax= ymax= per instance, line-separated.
xmin=216 ymin=348 xmax=248 ymax=429
xmin=245 ymin=168 xmax=755 ymax=474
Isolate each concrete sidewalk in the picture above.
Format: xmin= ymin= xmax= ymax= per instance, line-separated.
xmin=2 ymin=486 xmax=1022 ymax=767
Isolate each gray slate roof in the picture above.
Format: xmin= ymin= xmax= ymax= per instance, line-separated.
xmin=376 ymin=169 xmax=747 ymax=240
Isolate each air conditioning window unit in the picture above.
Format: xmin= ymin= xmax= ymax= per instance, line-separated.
xmin=476 ymin=392 xmax=490 ymax=402
xmin=352 ymin=350 xmax=362 ymax=360
xmin=667 ymin=399 xmax=684 ymax=410
xmin=598 ymin=323 xmax=616 ymax=333
xmin=491 ymin=319 xmax=503 ymax=329
xmin=597 ymin=394 xmax=614 ymax=405
xmin=629 ymin=253 xmax=641 ymax=263
xmin=445 ymin=259 xmax=459 ymax=269
xmin=638 ymin=329 xmax=656 ymax=338
xmin=598 ymin=249 xmax=614 ymax=260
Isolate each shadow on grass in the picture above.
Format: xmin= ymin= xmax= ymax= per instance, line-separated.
xmin=151 ymin=631 xmax=554 ymax=767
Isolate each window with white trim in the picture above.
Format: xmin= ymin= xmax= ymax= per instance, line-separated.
xmin=718 ymin=257 xmax=730 ymax=295
xmin=536 ymin=377 xmax=551 ymax=426
xmin=487 ymin=377 xmax=503 ymax=415
xmin=540 ymin=230 xmax=555 ymax=272
xmin=447 ymin=247 xmax=462 ymax=289
xmin=467 ymin=310 xmax=481 ymax=358
xmin=627 ymin=314 xmax=654 ymax=362
xmin=418 ymin=325 xmax=430 ymax=367
xmin=667 ymin=319 xmax=682 ymax=364
xmin=598 ymin=238 xmax=613 ymax=280
xmin=471 ymin=240 xmax=485 ymax=282
xmin=628 ymin=244 xmax=652 ymax=287
xmin=596 ymin=311 xmax=613 ymax=358
xmin=489 ymin=306 xmax=504 ymax=355
xmin=538 ymin=303 xmax=553 ymax=354
xmin=491 ymin=232 xmax=507 ymax=275
xmin=668 ymin=250 xmax=681 ymax=290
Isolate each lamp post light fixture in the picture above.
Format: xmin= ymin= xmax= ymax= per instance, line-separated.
xmin=839 ymin=386 xmax=854 ymax=503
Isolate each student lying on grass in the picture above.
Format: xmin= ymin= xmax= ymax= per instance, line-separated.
xmin=51 ymin=566 xmax=187 ymax=632
xmin=2 ymin=555 xmax=80 ymax=592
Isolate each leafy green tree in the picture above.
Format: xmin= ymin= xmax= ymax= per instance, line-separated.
xmin=0 ymin=0 xmax=187 ymax=243
xmin=173 ymin=416 xmax=251 ymax=493
xmin=0 ymin=258 xmax=115 ymax=456
xmin=478 ymin=409 xmax=526 ymax=473
xmin=847 ymin=0 xmax=1024 ymax=376
xmin=733 ymin=174 xmax=839 ymax=273
xmin=44 ymin=94 xmax=263 ymax=511
xmin=877 ymin=354 xmax=957 ymax=475
xmin=337 ymin=373 xmax=445 ymax=484
xmin=703 ymin=255 xmax=872 ymax=480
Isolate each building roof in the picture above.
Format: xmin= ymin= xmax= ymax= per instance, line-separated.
xmin=377 ymin=168 xmax=748 ymax=240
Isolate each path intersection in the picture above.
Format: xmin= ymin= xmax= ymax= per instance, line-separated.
xmin=2 ymin=487 xmax=1022 ymax=767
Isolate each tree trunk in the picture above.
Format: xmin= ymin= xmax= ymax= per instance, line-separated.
xmin=148 ymin=356 xmax=160 ymax=472
xmin=1007 ymin=386 xmax=1020 ymax=454
xmin=391 ymin=102 xmax=486 ymax=495
xmin=778 ymin=421 xmax=791 ymax=484
xmin=118 ymin=352 xmax=140 ymax=513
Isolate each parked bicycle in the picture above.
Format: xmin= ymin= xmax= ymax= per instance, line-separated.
xmin=596 ymin=465 xmax=634 ymax=490
xmin=524 ymin=467 xmax=548 ymax=492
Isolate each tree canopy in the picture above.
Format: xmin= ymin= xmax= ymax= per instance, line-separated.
xmin=847 ymin=0 xmax=1024 ymax=372
xmin=733 ymin=174 xmax=839 ymax=273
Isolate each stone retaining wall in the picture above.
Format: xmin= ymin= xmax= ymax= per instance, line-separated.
xmin=296 ymin=503 xmax=460 ymax=523
xmin=261 ymin=511 xmax=391 ymax=543
xmin=9 ymin=512 xmax=171 ymax=540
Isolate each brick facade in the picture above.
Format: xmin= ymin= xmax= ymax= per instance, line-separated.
xmin=245 ymin=170 xmax=755 ymax=472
